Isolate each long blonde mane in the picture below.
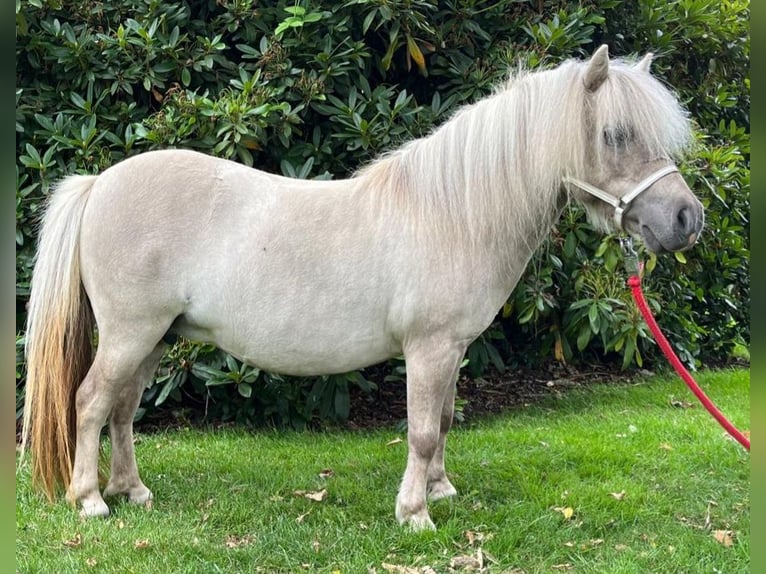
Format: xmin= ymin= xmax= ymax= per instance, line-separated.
xmin=356 ymin=55 xmax=693 ymax=265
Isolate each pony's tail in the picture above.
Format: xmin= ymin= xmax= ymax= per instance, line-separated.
xmin=21 ymin=175 xmax=98 ymax=500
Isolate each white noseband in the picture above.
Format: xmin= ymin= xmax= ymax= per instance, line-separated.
xmin=563 ymin=164 xmax=680 ymax=230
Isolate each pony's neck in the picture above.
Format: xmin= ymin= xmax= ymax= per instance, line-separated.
xmin=359 ymin=63 xmax=582 ymax=279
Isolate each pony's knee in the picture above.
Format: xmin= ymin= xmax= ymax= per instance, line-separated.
xmin=408 ymin=429 xmax=439 ymax=461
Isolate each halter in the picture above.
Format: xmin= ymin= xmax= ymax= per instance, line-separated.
xmin=563 ymin=164 xmax=679 ymax=230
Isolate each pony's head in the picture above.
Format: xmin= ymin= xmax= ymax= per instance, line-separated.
xmin=565 ymin=45 xmax=704 ymax=253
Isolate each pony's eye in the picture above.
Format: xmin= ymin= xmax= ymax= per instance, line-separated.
xmin=604 ymin=125 xmax=634 ymax=148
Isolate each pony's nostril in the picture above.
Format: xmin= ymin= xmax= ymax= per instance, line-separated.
xmin=676 ymin=206 xmax=690 ymax=234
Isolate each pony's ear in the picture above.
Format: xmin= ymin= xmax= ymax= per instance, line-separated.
xmin=584 ymin=44 xmax=610 ymax=92
xmin=636 ymin=52 xmax=653 ymax=73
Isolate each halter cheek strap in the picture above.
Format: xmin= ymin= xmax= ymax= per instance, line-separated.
xmin=562 ymin=165 xmax=680 ymax=230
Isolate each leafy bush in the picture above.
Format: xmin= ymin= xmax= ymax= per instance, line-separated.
xmin=16 ymin=0 xmax=749 ymax=428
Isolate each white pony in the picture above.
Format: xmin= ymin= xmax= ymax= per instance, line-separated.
xmin=22 ymin=45 xmax=703 ymax=530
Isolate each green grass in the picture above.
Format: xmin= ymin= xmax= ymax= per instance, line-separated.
xmin=16 ymin=369 xmax=750 ymax=573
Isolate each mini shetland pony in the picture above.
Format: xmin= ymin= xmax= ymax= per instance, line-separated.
xmin=22 ymin=45 xmax=703 ymax=530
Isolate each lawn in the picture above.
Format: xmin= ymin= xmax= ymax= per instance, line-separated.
xmin=16 ymin=368 xmax=749 ymax=573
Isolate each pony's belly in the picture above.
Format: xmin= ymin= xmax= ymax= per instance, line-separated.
xmin=176 ymin=320 xmax=399 ymax=376
xmin=229 ymin=345 xmax=396 ymax=376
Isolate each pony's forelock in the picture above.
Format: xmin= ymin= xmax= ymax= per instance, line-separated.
xmin=589 ymin=61 xmax=693 ymax=164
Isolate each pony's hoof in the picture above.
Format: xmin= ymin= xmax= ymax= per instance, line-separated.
xmin=427 ymin=479 xmax=457 ymax=501
xmin=396 ymin=503 xmax=436 ymax=531
xmin=79 ymin=498 xmax=110 ymax=518
xmin=405 ymin=513 xmax=436 ymax=532
xmin=128 ymin=485 xmax=153 ymax=506
xmin=104 ymin=482 xmax=153 ymax=506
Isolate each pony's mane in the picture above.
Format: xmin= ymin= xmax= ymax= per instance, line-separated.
xmin=355 ymin=54 xmax=693 ymax=267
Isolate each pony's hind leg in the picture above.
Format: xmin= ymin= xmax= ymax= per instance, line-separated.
xmin=103 ymin=343 xmax=166 ymax=505
xmin=68 ymin=333 xmax=166 ymax=518
xmin=427 ymin=379 xmax=459 ymax=501
xmin=396 ymin=339 xmax=465 ymax=531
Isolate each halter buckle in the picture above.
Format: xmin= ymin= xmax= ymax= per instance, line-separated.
xmin=619 ymin=235 xmax=640 ymax=277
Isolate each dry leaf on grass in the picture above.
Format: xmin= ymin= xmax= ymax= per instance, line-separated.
xmin=670 ymin=398 xmax=694 ymax=408
xmin=63 ymin=534 xmax=83 ymax=548
xmin=614 ymin=544 xmax=629 ymax=551
xmin=450 ymin=548 xmax=484 ymax=571
xmin=293 ymin=489 xmax=328 ymax=502
xmin=610 ymin=490 xmax=626 ymax=501
xmin=306 ymin=489 xmax=328 ymax=502
xmin=553 ymin=506 xmax=574 ymax=520
xmin=380 ymin=564 xmax=420 ymax=574
xmin=386 ymin=438 xmax=403 ymax=447
xmin=381 ymin=565 xmax=438 ymax=574
xmin=225 ymin=534 xmax=256 ymax=549
xmin=713 ymin=530 xmax=734 ymax=547
xmin=319 ymin=469 xmax=335 ymax=479
xmin=463 ymin=530 xmax=493 ymax=547
xmin=86 ymin=558 xmax=97 ymax=567
xmin=551 ymin=564 xmax=572 ymax=571
xmin=574 ymin=538 xmax=605 ymax=551
xmin=134 ymin=539 xmax=150 ymax=549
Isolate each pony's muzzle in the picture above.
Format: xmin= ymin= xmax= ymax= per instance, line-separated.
xmin=674 ymin=201 xmax=703 ymax=239
xmin=669 ymin=197 xmax=704 ymax=251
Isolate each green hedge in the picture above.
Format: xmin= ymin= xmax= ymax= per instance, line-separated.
xmin=16 ymin=0 xmax=749 ymax=428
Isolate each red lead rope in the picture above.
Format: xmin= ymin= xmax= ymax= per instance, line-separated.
xmin=627 ymin=274 xmax=750 ymax=451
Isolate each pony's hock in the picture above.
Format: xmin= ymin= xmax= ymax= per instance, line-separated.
xmin=22 ymin=45 xmax=703 ymax=530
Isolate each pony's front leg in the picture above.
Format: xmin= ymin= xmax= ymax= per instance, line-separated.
xmin=396 ymin=340 xmax=465 ymax=531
